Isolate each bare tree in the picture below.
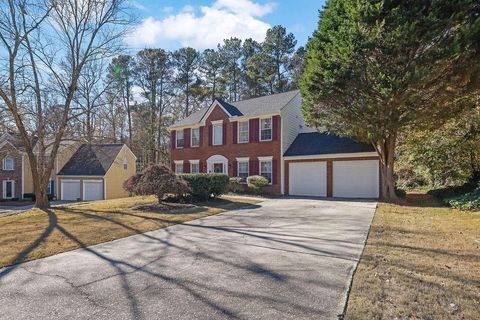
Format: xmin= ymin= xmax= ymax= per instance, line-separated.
xmin=0 ymin=0 xmax=131 ymax=208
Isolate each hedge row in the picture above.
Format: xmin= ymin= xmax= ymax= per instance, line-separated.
xmin=180 ymin=173 xmax=230 ymax=200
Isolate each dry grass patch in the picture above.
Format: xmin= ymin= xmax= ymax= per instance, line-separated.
xmin=345 ymin=193 xmax=480 ymax=319
xmin=0 ymin=196 xmax=260 ymax=268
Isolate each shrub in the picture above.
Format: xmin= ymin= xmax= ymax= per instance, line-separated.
xmin=247 ymin=175 xmax=269 ymax=194
xmin=395 ymin=187 xmax=407 ymax=198
xmin=228 ymin=177 xmax=244 ymax=193
xmin=447 ymin=187 xmax=480 ymax=210
xmin=181 ymin=173 xmax=229 ymax=200
xmin=123 ymin=164 xmax=190 ymax=203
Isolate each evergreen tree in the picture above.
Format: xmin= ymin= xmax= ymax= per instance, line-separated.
xmin=218 ymin=37 xmax=243 ymax=101
xmin=173 ymin=47 xmax=200 ymax=117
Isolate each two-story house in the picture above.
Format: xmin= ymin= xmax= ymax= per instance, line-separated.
xmin=0 ymin=132 xmax=137 ymax=201
xmin=169 ymin=90 xmax=380 ymax=198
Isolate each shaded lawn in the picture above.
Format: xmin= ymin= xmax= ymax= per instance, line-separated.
xmin=345 ymin=193 xmax=480 ymax=319
xmin=0 ymin=196 xmax=260 ymax=268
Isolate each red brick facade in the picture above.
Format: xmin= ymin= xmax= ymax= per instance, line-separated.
xmin=0 ymin=142 xmax=23 ymax=200
xmin=170 ymin=104 xmax=282 ymax=194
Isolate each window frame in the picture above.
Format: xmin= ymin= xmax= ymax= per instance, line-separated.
xmin=123 ymin=157 xmax=128 ymax=170
xmin=174 ymin=161 xmax=184 ymax=174
xmin=237 ymin=121 xmax=249 ymax=144
xmin=259 ymin=159 xmax=273 ymax=184
xmin=175 ymin=130 xmax=184 ymax=149
xmin=191 ymin=128 xmax=200 ymax=148
xmin=190 ymin=160 xmax=200 ymax=174
xmin=259 ymin=117 xmax=273 ymax=142
xmin=237 ymin=161 xmax=249 ymax=180
xmin=3 ymin=157 xmax=14 ymax=171
xmin=212 ymin=121 xmax=223 ymax=146
xmin=2 ymin=180 xmax=15 ymax=198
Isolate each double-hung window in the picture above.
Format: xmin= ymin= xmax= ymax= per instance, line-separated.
xmin=237 ymin=121 xmax=249 ymax=143
xmin=212 ymin=122 xmax=223 ymax=145
xmin=237 ymin=161 xmax=249 ymax=180
xmin=190 ymin=160 xmax=200 ymax=173
xmin=123 ymin=157 xmax=128 ymax=170
xmin=259 ymin=160 xmax=272 ymax=183
xmin=175 ymin=161 xmax=183 ymax=174
xmin=176 ymin=130 xmax=184 ymax=148
xmin=260 ymin=118 xmax=272 ymax=141
xmin=191 ymin=128 xmax=200 ymax=147
xmin=3 ymin=157 xmax=14 ymax=171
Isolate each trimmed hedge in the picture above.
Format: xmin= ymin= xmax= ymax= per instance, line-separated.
xmin=181 ymin=173 xmax=230 ymax=200
xmin=447 ymin=187 xmax=480 ymax=210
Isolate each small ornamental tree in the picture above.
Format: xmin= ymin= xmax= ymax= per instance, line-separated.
xmin=123 ymin=164 xmax=190 ymax=203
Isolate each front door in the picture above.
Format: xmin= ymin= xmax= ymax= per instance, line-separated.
xmin=3 ymin=180 xmax=14 ymax=199
xmin=213 ymin=163 xmax=224 ymax=173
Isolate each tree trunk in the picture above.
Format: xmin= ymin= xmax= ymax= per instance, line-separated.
xmin=376 ymin=134 xmax=399 ymax=202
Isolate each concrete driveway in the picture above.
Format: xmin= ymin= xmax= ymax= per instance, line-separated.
xmin=0 ymin=198 xmax=376 ymax=320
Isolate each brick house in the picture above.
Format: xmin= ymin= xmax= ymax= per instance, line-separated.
xmin=169 ymin=90 xmax=380 ymax=198
xmin=0 ymin=132 xmax=136 ymax=201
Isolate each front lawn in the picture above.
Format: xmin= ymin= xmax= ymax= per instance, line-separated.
xmin=345 ymin=193 xmax=480 ymax=319
xmin=0 ymin=195 xmax=260 ymax=268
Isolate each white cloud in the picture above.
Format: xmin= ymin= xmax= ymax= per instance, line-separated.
xmin=125 ymin=0 xmax=275 ymax=49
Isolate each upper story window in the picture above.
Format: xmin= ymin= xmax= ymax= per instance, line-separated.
xmin=176 ymin=130 xmax=184 ymax=148
xmin=3 ymin=157 xmax=14 ymax=171
xmin=212 ymin=121 xmax=223 ymax=145
xmin=123 ymin=157 xmax=128 ymax=170
xmin=260 ymin=118 xmax=272 ymax=141
xmin=191 ymin=128 xmax=200 ymax=147
xmin=259 ymin=159 xmax=272 ymax=183
xmin=237 ymin=121 xmax=249 ymax=143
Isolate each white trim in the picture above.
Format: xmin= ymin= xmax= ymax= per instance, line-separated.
xmin=58 ymin=175 xmax=104 ymax=178
xmin=60 ymin=179 xmax=81 ymax=201
xmin=0 ymin=140 xmax=18 ymax=150
xmin=174 ymin=160 xmax=184 ymax=165
xmin=236 ymin=157 xmax=250 ymax=162
xmin=104 ymin=144 xmax=135 ymax=176
xmin=237 ymin=159 xmax=249 ymax=178
xmin=104 ymin=178 xmax=107 ymax=200
xmin=206 ymin=154 xmax=228 ymax=174
xmin=257 ymin=156 xmax=273 ymax=161
xmin=211 ymin=119 xmax=224 ymax=125
xmin=199 ymin=101 xmax=232 ymax=124
xmin=229 ymin=112 xmax=280 ymax=122
xmin=2 ymin=180 xmax=15 ymax=199
xmin=2 ymin=157 xmax=14 ymax=171
xmin=190 ymin=127 xmax=200 ymax=148
xmin=259 ymin=116 xmax=273 ymax=142
xmin=283 ymin=152 xmax=378 ymax=161
xmin=212 ymin=122 xmax=223 ymax=146
xmin=175 ymin=130 xmax=184 ymax=149
xmin=189 ymin=159 xmax=200 ymax=164
xmin=190 ymin=161 xmax=200 ymax=173
xmin=237 ymin=120 xmax=249 ymax=144
xmin=21 ymin=154 xmax=25 ymax=198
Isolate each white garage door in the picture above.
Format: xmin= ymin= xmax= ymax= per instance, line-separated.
xmin=61 ymin=180 xmax=81 ymax=201
xmin=289 ymin=162 xmax=327 ymax=197
xmin=83 ymin=180 xmax=104 ymax=201
xmin=333 ymin=160 xmax=379 ymax=198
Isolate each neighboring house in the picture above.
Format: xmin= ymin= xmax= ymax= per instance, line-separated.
xmin=0 ymin=132 xmax=136 ymax=201
xmin=57 ymin=144 xmax=136 ymax=201
xmin=169 ymin=90 xmax=380 ymax=198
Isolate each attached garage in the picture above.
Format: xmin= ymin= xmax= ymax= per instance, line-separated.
xmin=83 ymin=180 xmax=104 ymax=201
xmin=284 ymin=132 xmax=380 ymax=199
xmin=333 ymin=160 xmax=379 ymax=198
xmin=61 ymin=180 xmax=81 ymax=201
xmin=289 ymin=162 xmax=327 ymax=197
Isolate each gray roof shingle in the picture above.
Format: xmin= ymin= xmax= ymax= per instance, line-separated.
xmin=171 ymin=90 xmax=300 ymax=128
xmin=58 ymin=144 xmax=124 ymax=176
xmin=284 ymin=132 xmax=375 ymax=157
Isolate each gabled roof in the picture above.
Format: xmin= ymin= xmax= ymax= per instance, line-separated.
xmin=284 ymin=132 xmax=375 ymax=157
xmin=171 ymin=90 xmax=300 ymax=128
xmin=58 ymin=144 xmax=124 ymax=176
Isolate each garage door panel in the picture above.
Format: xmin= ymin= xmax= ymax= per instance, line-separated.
xmin=61 ymin=180 xmax=81 ymax=201
xmin=289 ymin=162 xmax=327 ymax=197
xmin=83 ymin=181 xmax=104 ymax=201
xmin=333 ymin=160 xmax=379 ymax=198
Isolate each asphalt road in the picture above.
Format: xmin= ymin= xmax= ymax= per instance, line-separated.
xmin=0 ymin=198 xmax=376 ymax=320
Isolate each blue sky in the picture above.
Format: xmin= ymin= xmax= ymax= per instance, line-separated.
xmin=126 ymin=0 xmax=326 ymax=51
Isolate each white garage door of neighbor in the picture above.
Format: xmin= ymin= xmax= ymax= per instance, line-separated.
xmin=83 ymin=180 xmax=104 ymax=201
xmin=333 ymin=160 xmax=379 ymax=198
xmin=61 ymin=180 xmax=81 ymax=201
xmin=289 ymin=162 xmax=327 ymax=197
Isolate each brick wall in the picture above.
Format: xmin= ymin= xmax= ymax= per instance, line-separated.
xmin=171 ymin=105 xmax=282 ymax=194
xmin=0 ymin=143 xmax=23 ymax=199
